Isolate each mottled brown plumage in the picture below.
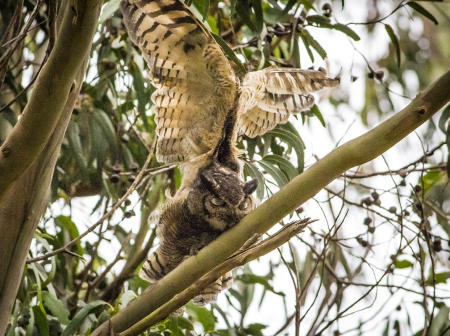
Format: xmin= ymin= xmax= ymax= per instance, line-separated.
xmin=121 ymin=0 xmax=339 ymax=305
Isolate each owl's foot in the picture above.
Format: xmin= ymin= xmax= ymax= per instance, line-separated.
xmin=170 ymin=306 xmax=185 ymax=317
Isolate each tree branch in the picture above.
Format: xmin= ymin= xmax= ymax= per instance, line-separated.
xmin=121 ymin=219 xmax=313 ymax=336
xmin=92 ymin=70 xmax=450 ymax=335
xmin=0 ymin=0 xmax=102 ymax=201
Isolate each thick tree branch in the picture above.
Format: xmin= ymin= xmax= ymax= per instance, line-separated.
xmin=0 ymin=0 xmax=102 ymax=201
xmin=92 ymin=70 xmax=450 ymax=335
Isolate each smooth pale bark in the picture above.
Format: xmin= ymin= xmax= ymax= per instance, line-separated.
xmin=92 ymin=70 xmax=450 ymax=335
xmin=0 ymin=1 xmax=101 ymax=201
xmin=0 ymin=1 xmax=101 ymax=333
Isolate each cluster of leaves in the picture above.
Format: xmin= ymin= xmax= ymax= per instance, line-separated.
xmin=1 ymin=0 xmax=449 ymax=335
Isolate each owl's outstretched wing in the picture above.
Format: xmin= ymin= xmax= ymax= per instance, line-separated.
xmin=121 ymin=0 xmax=237 ymax=163
xmin=237 ymin=67 xmax=339 ymax=138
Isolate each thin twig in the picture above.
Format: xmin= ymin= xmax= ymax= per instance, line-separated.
xmin=27 ymin=139 xmax=156 ymax=263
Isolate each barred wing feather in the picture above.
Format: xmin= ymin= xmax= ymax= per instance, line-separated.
xmin=121 ymin=0 xmax=237 ymax=163
xmin=237 ymin=67 xmax=339 ymax=138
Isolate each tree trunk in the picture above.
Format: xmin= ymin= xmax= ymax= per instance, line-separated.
xmin=0 ymin=1 xmax=101 ymax=333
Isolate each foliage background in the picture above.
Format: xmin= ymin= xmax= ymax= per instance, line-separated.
xmin=1 ymin=0 xmax=449 ymax=335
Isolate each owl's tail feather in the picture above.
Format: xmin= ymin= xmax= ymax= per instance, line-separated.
xmin=193 ymin=272 xmax=234 ymax=306
xmin=139 ymin=249 xmax=170 ymax=282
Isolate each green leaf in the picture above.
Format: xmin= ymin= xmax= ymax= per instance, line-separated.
xmin=382 ymin=319 xmax=390 ymax=336
xmin=292 ymin=37 xmax=301 ymax=68
xmin=193 ymin=0 xmax=210 ymax=20
xmin=55 ymin=216 xmax=84 ymax=255
xmin=235 ymin=0 xmax=256 ymax=31
xmin=268 ymin=128 xmax=305 ymax=173
xmin=438 ymin=104 xmax=450 ymax=133
xmin=395 ymin=259 xmax=414 ymax=269
xmin=244 ymin=323 xmax=267 ymax=336
xmin=236 ymin=273 xmax=285 ymax=296
xmin=281 ymin=0 xmax=298 ymax=16
xmin=66 ymin=121 xmax=88 ymax=176
xmin=310 ymin=104 xmax=326 ymax=126
xmin=130 ymin=63 xmax=150 ymax=130
xmin=262 ymin=154 xmax=298 ymax=181
xmin=429 ymin=306 xmax=450 ymax=336
xmin=407 ymin=2 xmax=438 ymax=25
xmin=99 ymin=0 xmax=120 ymax=24
xmin=251 ymin=0 xmax=263 ymax=33
xmin=32 ymin=306 xmax=49 ymax=336
xmin=422 ymin=170 xmax=442 ymax=192
xmin=306 ymin=15 xmax=332 ymax=28
xmin=186 ymin=302 xmax=216 ymax=333
xmin=301 ymin=30 xmax=327 ymax=60
xmin=62 ymin=300 xmax=107 ymax=336
xmin=333 ymin=23 xmax=360 ymax=41
xmin=93 ymin=109 xmax=118 ymax=159
xmin=244 ymin=162 xmax=265 ymax=199
xmin=42 ymin=292 xmax=70 ymax=325
xmin=426 ymin=271 xmax=450 ymax=285
xmin=385 ymin=24 xmax=401 ymax=67
xmin=258 ymin=159 xmax=289 ymax=187
xmin=212 ymin=33 xmax=246 ymax=74
xmin=300 ymin=32 xmax=314 ymax=62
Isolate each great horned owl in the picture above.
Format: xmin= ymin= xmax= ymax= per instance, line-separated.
xmin=120 ymin=0 xmax=339 ymax=304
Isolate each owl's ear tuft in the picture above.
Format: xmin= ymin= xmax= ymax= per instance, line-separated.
xmin=244 ymin=179 xmax=258 ymax=195
xmin=200 ymin=170 xmax=220 ymax=193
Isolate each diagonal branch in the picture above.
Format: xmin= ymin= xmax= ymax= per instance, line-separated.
xmin=92 ymin=70 xmax=450 ymax=335
xmin=120 ymin=218 xmax=314 ymax=336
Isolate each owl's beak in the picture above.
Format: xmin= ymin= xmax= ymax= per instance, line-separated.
xmin=243 ymin=179 xmax=258 ymax=195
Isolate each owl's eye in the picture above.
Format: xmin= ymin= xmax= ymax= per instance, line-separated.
xmin=210 ymin=197 xmax=225 ymax=206
xmin=239 ymin=197 xmax=251 ymax=210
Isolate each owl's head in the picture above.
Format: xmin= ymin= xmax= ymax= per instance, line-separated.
xmin=186 ymin=162 xmax=258 ymax=232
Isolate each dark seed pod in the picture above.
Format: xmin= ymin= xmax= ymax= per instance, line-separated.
xmin=109 ymin=174 xmax=120 ymax=183
xmin=433 ymin=238 xmax=442 ymax=252
xmin=124 ymin=210 xmax=135 ymax=218
xmin=128 ymin=175 xmax=136 ymax=183
xmin=351 ymin=75 xmax=358 ymax=82
xmin=399 ymin=179 xmax=406 ymax=186
xmin=368 ymin=72 xmax=375 ymax=79
xmin=322 ymin=3 xmax=331 ymax=10
xmin=399 ymin=169 xmax=408 ymax=178
xmin=368 ymin=226 xmax=375 ymax=233
xmin=414 ymin=185 xmax=422 ymax=193
xmin=130 ymin=162 xmax=139 ymax=172
xmin=112 ymin=164 xmax=121 ymax=174
xmin=388 ymin=206 xmax=397 ymax=214
xmin=371 ymin=191 xmax=379 ymax=201
xmin=124 ymin=199 xmax=131 ymax=206
xmin=361 ymin=197 xmax=372 ymax=206
xmin=375 ymin=70 xmax=384 ymax=80
xmin=364 ymin=217 xmax=372 ymax=225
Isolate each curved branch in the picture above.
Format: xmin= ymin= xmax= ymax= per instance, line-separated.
xmin=0 ymin=0 xmax=102 ymax=201
xmin=92 ymin=70 xmax=450 ymax=335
